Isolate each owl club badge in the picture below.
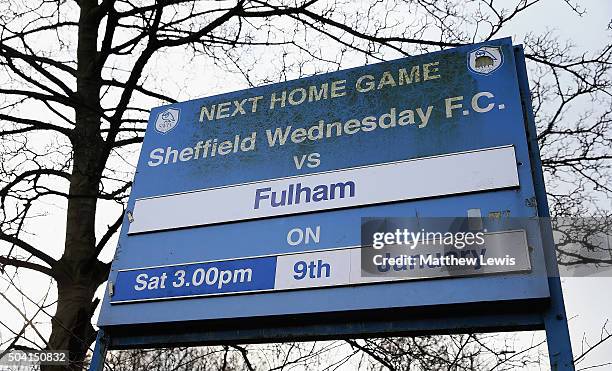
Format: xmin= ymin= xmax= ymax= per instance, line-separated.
xmin=155 ymin=108 xmax=180 ymax=134
xmin=468 ymin=46 xmax=504 ymax=75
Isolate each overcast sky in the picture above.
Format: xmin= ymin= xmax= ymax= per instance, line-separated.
xmin=1 ymin=1 xmax=610 ymax=370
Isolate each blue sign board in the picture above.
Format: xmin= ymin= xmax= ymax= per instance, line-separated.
xmin=95 ymin=39 xmax=571 ymax=369
xmin=98 ymin=37 xmax=550 ymax=322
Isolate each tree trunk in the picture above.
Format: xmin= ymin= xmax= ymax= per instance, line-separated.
xmin=45 ymin=262 xmax=106 ymax=370
xmin=44 ymin=139 xmax=109 ymax=370
xmin=44 ymin=0 xmax=108 ymax=369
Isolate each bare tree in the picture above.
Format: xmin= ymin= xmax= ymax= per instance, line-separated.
xmin=101 ymin=336 xmax=547 ymax=371
xmin=0 ymin=0 xmax=610 ymax=369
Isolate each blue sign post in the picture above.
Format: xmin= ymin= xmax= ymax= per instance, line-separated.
xmin=90 ymin=38 xmax=574 ymax=370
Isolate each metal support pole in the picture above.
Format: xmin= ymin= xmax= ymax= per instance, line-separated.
xmin=88 ymin=329 xmax=109 ymax=371
xmin=538 ymin=206 xmax=575 ymax=370
xmin=543 ymin=276 xmax=575 ymax=370
xmin=514 ymin=45 xmax=575 ymax=370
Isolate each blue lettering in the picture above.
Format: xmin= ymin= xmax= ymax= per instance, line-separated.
xmin=254 ymin=181 xmax=356 ymax=209
xmin=294 ymin=261 xmax=307 ymax=279
xmin=294 ymin=259 xmax=330 ymax=279
xmin=254 ymin=187 xmax=271 ymax=209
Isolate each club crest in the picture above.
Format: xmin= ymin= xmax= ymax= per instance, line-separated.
xmin=155 ymin=108 xmax=180 ymax=134
xmin=468 ymin=46 xmax=503 ymax=75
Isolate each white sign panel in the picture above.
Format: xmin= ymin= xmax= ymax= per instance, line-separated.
xmin=275 ymin=249 xmax=350 ymax=290
xmin=111 ymin=230 xmax=531 ymax=304
xmin=129 ymin=146 xmax=519 ymax=234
